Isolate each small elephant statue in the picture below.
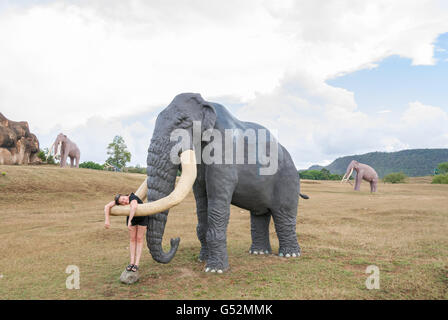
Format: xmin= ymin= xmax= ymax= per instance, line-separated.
xmin=341 ymin=160 xmax=378 ymax=192
xmin=51 ymin=133 xmax=80 ymax=168
xmin=110 ymin=93 xmax=308 ymax=273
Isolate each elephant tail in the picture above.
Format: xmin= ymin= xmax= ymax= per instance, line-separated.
xmin=299 ymin=193 xmax=309 ymax=199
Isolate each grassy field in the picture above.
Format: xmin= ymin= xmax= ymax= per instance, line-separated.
xmin=0 ymin=165 xmax=447 ymax=299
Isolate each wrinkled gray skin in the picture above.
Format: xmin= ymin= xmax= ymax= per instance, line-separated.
xmin=146 ymin=93 xmax=307 ymax=272
xmin=345 ymin=160 xmax=378 ymax=192
xmin=53 ymin=133 xmax=80 ymax=168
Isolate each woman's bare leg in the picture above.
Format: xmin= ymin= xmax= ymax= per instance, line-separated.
xmin=134 ymin=225 xmax=147 ymax=267
xmin=129 ymin=226 xmax=137 ymax=265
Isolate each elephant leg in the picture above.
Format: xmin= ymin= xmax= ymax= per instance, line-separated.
xmin=354 ymin=174 xmax=362 ymax=191
xmin=205 ymin=197 xmax=231 ymax=273
xmin=70 ymin=156 xmax=74 ymax=168
xmin=249 ymin=212 xmax=272 ymax=255
xmin=371 ymin=179 xmax=378 ymax=192
xmin=272 ymin=208 xmax=300 ymax=257
xmin=61 ymin=152 xmax=68 ymax=167
xmin=203 ymin=166 xmax=237 ymax=273
xmin=193 ymin=184 xmax=209 ymax=262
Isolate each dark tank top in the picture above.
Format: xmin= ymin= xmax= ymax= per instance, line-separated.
xmin=126 ymin=193 xmax=146 ymax=226
xmin=129 ymin=192 xmax=143 ymax=204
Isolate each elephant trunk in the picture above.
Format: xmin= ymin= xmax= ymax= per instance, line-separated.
xmin=146 ymin=137 xmax=180 ymax=264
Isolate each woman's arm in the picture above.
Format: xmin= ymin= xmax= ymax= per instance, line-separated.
xmin=127 ymin=200 xmax=138 ymax=230
xmin=104 ymin=201 xmax=115 ymax=229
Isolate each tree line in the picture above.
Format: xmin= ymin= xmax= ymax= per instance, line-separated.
xmin=38 ymin=135 xmax=448 ymax=184
xmin=298 ymin=168 xmax=344 ymax=180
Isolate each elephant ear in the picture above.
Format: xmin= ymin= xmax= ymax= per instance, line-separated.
xmin=201 ymin=101 xmax=216 ymax=132
xmin=190 ymin=94 xmax=216 ymax=132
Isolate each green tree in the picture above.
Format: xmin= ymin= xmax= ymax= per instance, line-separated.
xmin=79 ymin=161 xmax=104 ymax=170
xmin=432 ymin=174 xmax=448 ymax=184
xmin=329 ymin=173 xmax=343 ymax=180
xmin=106 ymin=135 xmax=131 ymax=169
xmin=298 ymin=168 xmax=344 ymax=180
xmin=383 ymin=172 xmax=407 ymax=184
xmin=437 ymin=162 xmax=448 ymax=174
xmin=37 ymin=149 xmax=46 ymax=162
xmin=37 ymin=148 xmax=55 ymax=164
xmin=320 ymin=168 xmax=331 ymax=180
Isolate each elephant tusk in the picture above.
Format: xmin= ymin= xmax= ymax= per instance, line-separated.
xmin=46 ymin=142 xmax=55 ymax=160
xmin=134 ymin=177 xmax=148 ymax=201
xmin=348 ymin=167 xmax=354 ymax=180
xmin=51 ymin=142 xmax=61 ymax=158
xmin=110 ymin=149 xmax=197 ymax=217
xmin=57 ymin=143 xmax=61 ymax=157
xmin=344 ymin=168 xmax=354 ymax=183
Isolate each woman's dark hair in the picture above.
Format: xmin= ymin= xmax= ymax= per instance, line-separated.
xmin=114 ymin=194 xmax=122 ymax=205
xmin=114 ymin=194 xmax=129 ymax=205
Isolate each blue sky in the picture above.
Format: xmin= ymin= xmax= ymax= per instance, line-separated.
xmin=328 ymin=33 xmax=448 ymax=117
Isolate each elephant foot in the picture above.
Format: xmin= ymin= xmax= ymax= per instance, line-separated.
xmin=278 ymin=246 xmax=301 ymax=258
xmin=204 ymin=265 xmax=229 ymax=274
xmin=204 ymin=267 xmax=224 ymax=274
xmin=249 ymin=247 xmax=272 ymax=255
xmin=204 ymin=259 xmax=229 ymax=274
xmin=249 ymin=212 xmax=272 ymax=256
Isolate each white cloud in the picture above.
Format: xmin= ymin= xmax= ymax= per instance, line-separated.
xmin=0 ymin=1 xmax=296 ymax=131
xmin=396 ymin=101 xmax=448 ymax=148
xmin=1 ymin=1 xmax=448 ymax=168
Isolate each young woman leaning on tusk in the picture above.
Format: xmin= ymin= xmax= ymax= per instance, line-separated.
xmin=103 ymin=150 xmax=196 ymax=272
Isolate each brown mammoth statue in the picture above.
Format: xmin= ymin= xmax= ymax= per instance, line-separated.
xmin=0 ymin=113 xmax=40 ymax=165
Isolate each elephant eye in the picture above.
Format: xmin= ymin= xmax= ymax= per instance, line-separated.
xmin=175 ymin=116 xmax=192 ymax=128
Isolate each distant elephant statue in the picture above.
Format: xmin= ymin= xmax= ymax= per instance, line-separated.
xmin=51 ymin=133 xmax=80 ymax=168
xmin=110 ymin=93 xmax=308 ymax=273
xmin=341 ymin=160 xmax=378 ymax=192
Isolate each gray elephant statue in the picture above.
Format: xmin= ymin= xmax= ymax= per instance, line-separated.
xmin=341 ymin=160 xmax=378 ymax=192
xmin=112 ymin=93 xmax=308 ymax=273
xmin=51 ymin=133 xmax=80 ymax=168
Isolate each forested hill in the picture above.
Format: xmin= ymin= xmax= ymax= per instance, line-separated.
xmin=308 ymin=149 xmax=448 ymax=178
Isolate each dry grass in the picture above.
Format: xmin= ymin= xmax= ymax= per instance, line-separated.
xmin=0 ymin=165 xmax=447 ymax=299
